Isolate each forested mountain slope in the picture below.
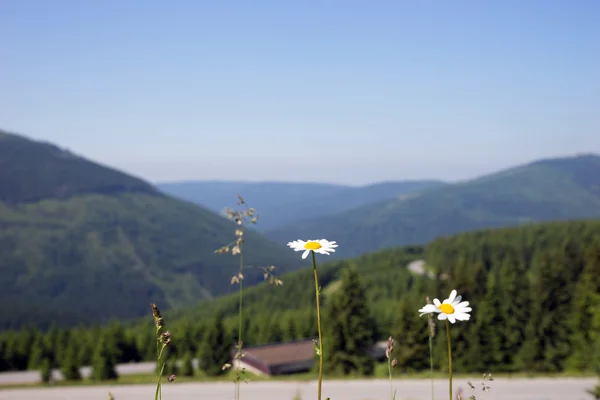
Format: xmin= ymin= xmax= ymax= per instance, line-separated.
xmin=0 ymin=130 xmax=303 ymax=329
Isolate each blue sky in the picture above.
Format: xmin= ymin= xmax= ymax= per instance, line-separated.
xmin=1 ymin=0 xmax=599 ymax=185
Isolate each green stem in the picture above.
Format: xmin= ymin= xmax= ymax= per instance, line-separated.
xmin=236 ymin=252 xmax=243 ymax=400
xmin=446 ymin=320 xmax=452 ymax=400
xmin=429 ymin=317 xmax=434 ymax=400
xmin=155 ymin=344 xmax=166 ymax=400
xmin=311 ymin=251 xmax=323 ymax=400
xmin=388 ymin=358 xmax=393 ymax=400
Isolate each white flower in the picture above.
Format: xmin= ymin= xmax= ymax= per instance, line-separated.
xmin=418 ymin=289 xmax=472 ymax=324
xmin=287 ymin=239 xmax=338 ymax=259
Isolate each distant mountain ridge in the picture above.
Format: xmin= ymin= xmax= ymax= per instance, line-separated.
xmin=0 ymin=130 xmax=303 ymax=329
xmin=157 ymin=179 xmax=447 ymax=231
xmin=0 ymin=130 xmax=157 ymax=203
xmin=264 ymin=153 xmax=600 ymax=259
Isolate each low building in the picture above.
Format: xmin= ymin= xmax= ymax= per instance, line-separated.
xmin=231 ymin=339 xmax=315 ymax=376
xmin=231 ymin=338 xmax=390 ymax=376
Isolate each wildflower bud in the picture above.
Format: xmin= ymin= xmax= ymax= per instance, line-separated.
xmin=391 ymin=358 xmax=398 ymax=368
xmin=150 ymin=303 xmax=165 ymax=330
xmin=386 ymin=336 xmax=394 ymax=359
xmin=168 ymin=374 xmax=176 ymax=382
xmin=160 ymin=331 xmax=172 ymax=346
xmin=428 ymin=316 xmax=436 ymax=338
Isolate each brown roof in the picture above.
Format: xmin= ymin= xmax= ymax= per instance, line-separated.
xmin=243 ymin=339 xmax=315 ymax=366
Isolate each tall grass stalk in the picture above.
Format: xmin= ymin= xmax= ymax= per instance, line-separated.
xmin=428 ymin=325 xmax=434 ymax=400
xmin=216 ymin=195 xmax=256 ymax=400
xmin=385 ymin=336 xmax=397 ymax=400
xmin=311 ymin=250 xmax=324 ymax=400
xmin=426 ymin=296 xmax=435 ymax=400
xmin=235 ymin=250 xmax=244 ymax=400
xmin=150 ymin=303 xmax=171 ymax=400
xmin=216 ymin=195 xmax=282 ymax=400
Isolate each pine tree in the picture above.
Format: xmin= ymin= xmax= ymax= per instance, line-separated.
xmin=180 ymin=352 xmax=195 ymax=377
xmin=60 ymin=344 xmax=82 ymax=381
xmin=91 ymin=336 xmax=119 ymax=381
xmin=198 ymin=311 xmax=233 ymax=376
xmin=283 ymin=314 xmax=299 ymax=341
xmin=496 ymin=253 xmax=529 ymax=371
xmin=391 ymin=297 xmax=429 ymax=372
xmin=323 ymin=268 xmax=375 ymax=376
xmin=27 ymin=337 xmax=46 ymax=370
xmin=463 ymin=263 xmax=503 ymax=372
xmin=567 ymin=239 xmax=600 ymax=371
xmin=266 ymin=318 xmax=284 ymax=343
xmin=40 ymin=358 xmax=52 ymax=383
xmin=520 ymin=245 xmax=578 ymax=372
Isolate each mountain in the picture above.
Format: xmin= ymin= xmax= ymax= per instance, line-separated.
xmin=265 ymin=154 xmax=600 ymax=259
xmin=0 ymin=130 xmax=303 ymax=329
xmin=156 ymin=179 xmax=447 ymax=231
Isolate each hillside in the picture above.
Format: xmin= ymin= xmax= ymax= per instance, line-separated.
xmin=0 ymin=131 xmax=157 ymax=203
xmin=156 ymin=179 xmax=446 ymax=231
xmin=265 ymin=154 xmax=600 ymax=259
xmin=3 ymin=219 xmax=599 ymax=374
xmin=158 ymin=219 xmax=600 ymax=373
xmin=0 ymin=130 xmax=303 ymax=329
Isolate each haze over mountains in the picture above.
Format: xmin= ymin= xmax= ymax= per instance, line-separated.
xmin=0 ymin=130 xmax=303 ymax=329
xmin=157 ymin=180 xmax=447 ymax=231
xmin=161 ymin=154 xmax=600 ymax=259
xmin=2 ymin=128 xmax=600 ymax=329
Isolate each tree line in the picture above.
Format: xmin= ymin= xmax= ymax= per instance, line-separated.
xmin=1 ymin=219 xmax=599 ymax=379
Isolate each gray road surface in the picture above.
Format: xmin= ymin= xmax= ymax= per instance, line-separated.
xmin=0 ymin=362 xmax=158 ymax=385
xmin=0 ymin=378 xmax=597 ymax=400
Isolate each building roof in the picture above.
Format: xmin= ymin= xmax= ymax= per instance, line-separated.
xmin=241 ymin=339 xmax=315 ymax=366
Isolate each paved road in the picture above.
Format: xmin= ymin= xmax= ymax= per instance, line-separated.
xmin=0 ymin=378 xmax=596 ymax=400
xmin=0 ymin=362 xmax=158 ymax=385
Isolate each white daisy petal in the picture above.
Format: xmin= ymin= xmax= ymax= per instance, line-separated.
xmin=455 ymin=301 xmax=470 ymax=308
xmin=302 ymin=250 xmax=310 ymax=259
xmin=418 ymin=304 xmax=439 ymax=316
xmin=448 ymin=314 xmax=456 ymax=324
xmin=438 ymin=313 xmax=448 ymax=320
xmin=433 ymin=298 xmax=442 ymax=307
xmin=448 ymin=290 xmax=457 ymax=303
xmin=456 ymin=307 xmax=472 ymax=313
xmin=454 ymin=313 xmax=471 ymax=321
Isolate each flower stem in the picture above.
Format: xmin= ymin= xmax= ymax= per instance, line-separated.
xmin=388 ymin=358 xmax=393 ymax=400
xmin=235 ymin=252 xmax=243 ymax=400
xmin=446 ymin=320 xmax=452 ymax=400
xmin=311 ymin=250 xmax=323 ymax=400
xmin=429 ymin=316 xmax=434 ymax=400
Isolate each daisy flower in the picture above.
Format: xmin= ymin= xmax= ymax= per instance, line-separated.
xmin=418 ymin=289 xmax=472 ymax=324
xmin=287 ymin=239 xmax=338 ymax=259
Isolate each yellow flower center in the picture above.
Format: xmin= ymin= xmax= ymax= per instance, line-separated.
xmin=439 ymin=304 xmax=455 ymax=314
xmin=304 ymin=241 xmax=322 ymax=250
